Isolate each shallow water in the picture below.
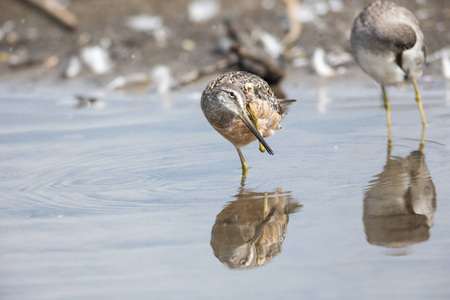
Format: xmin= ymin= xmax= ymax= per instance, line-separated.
xmin=1 ymin=76 xmax=450 ymax=299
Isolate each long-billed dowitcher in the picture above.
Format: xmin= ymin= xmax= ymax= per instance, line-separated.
xmin=351 ymin=1 xmax=427 ymax=128
xmin=201 ymin=71 xmax=294 ymax=175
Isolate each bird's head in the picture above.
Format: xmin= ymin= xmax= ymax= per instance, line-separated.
xmin=208 ymin=84 xmax=273 ymax=155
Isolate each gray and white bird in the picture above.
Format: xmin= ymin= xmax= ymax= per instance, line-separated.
xmin=351 ymin=1 xmax=427 ymax=127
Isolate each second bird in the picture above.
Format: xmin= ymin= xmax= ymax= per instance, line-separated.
xmin=351 ymin=1 xmax=427 ymax=127
xmin=201 ymin=71 xmax=294 ymax=176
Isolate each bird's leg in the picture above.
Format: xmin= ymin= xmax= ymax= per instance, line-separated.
xmin=237 ymin=148 xmax=248 ymax=176
xmin=419 ymin=124 xmax=426 ymax=153
xmin=246 ymin=103 xmax=266 ymax=153
xmin=413 ymin=80 xmax=427 ymax=126
xmin=382 ymin=86 xmax=392 ymax=130
xmin=382 ymin=86 xmax=393 ymax=155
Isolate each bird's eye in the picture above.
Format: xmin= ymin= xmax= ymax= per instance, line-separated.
xmin=228 ymin=92 xmax=236 ymax=98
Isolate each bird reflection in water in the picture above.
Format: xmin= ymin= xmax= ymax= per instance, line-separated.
xmin=210 ymin=187 xmax=301 ymax=269
xmin=363 ymin=128 xmax=436 ymax=253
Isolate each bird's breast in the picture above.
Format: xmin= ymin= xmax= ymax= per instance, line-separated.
xmin=355 ymin=48 xmax=407 ymax=86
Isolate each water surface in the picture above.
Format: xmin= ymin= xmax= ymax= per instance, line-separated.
xmin=1 ymin=76 xmax=450 ymax=299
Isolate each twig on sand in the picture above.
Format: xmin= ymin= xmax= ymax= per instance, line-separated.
xmin=23 ymin=0 xmax=79 ymax=30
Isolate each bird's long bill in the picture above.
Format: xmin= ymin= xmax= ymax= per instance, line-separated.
xmin=238 ymin=111 xmax=274 ymax=155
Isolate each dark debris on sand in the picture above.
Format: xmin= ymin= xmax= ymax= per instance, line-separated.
xmin=0 ymin=0 xmax=448 ymax=90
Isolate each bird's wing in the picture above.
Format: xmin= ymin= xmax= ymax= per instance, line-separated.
xmin=372 ymin=22 xmax=417 ymax=53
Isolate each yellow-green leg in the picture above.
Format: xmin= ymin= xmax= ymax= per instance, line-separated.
xmin=237 ymin=148 xmax=248 ymax=177
xmin=413 ymin=80 xmax=427 ymax=126
xmin=246 ymin=104 xmax=265 ymax=153
xmin=382 ymin=86 xmax=392 ymax=130
xmin=382 ymin=86 xmax=393 ymax=156
xmin=419 ymin=125 xmax=426 ymax=153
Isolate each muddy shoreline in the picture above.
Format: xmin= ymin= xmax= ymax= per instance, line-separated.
xmin=0 ymin=0 xmax=449 ymax=89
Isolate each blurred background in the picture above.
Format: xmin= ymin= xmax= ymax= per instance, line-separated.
xmin=1 ymin=0 xmax=449 ymax=88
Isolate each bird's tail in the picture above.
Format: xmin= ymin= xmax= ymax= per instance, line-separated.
xmin=279 ymin=99 xmax=296 ymax=115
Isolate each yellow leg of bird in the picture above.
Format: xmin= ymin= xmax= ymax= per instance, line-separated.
xmin=419 ymin=125 xmax=426 ymax=153
xmin=237 ymin=148 xmax=248 ymax=177
xmin=382 ymin=86 xmax=392 ymax=130
xmin=413 ymin=80 xmax=427 ymax=126
xmin=382 ymin=86 xmax=393 ymax=156
xmin=246 ymin=103 xmax=266 ymax=153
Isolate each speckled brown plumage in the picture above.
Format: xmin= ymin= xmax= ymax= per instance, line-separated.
xmin=202 ymin=71 xmax=283 ymax=115
xmin=201 ymin=71 xmax=294 ymax=174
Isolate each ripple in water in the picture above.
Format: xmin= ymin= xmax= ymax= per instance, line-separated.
xmin=0 ymin=100 xmax=216 ymax=216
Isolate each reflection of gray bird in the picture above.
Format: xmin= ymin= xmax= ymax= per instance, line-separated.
xmin=351 ymin=1 xmax=427 ymax=127
xmin=363 ymin=150 xmax=436 ymax=249
xmin=210 ymin=188 xmax=301 ymax=269
xmin=201 ymin=71 xmax=294 ymax=176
